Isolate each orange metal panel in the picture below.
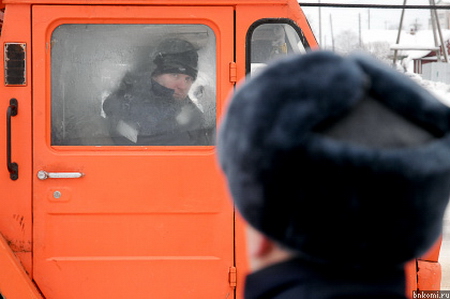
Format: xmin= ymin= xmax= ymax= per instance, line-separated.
xmin=6 ymin=0 xmax=300 ymax=4
xmin=0 ymin=233 xmax=43 ymax=298
xmin=405 ymin=260 xmax=418 ymax=299
xmin=32 ymin=5 xmax=235 ymax=298
xmin=417 ymin=260 xmax=442 ymax=290
xmin=234 ymin=212 xmax=250 ymax=299
xmin=400 ymin=247 xmax=442 ymax=298
xmin=421 ymin=237 xmax=442 ymax=262
xmin=405 ymin=239 xmax=443 ymax=298
xmin=0 ymin=3 xmax=33 ymax=274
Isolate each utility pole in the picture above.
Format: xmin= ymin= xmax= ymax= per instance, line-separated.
xmin=318 ymin=0 xmax=322 ymax=45
xmin=393 ymin=0 xmax=407 ymax=65
xmin=359 ymin=13 xmax=362 ymax=48
xmin=330 ymin=13 xmax=335 ymax=50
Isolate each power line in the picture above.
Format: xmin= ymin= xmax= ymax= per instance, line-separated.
xmin=298 ymin=3 xmax=450 ymax=9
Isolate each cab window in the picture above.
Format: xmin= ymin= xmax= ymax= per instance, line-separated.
xmin=248 ymin=20 xmax=308 ymax=74
xmin=51 ymin=24 xmax=216 ymax=146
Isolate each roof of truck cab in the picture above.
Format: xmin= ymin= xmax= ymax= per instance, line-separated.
xmin=2 ymin=0 xmax=294 ymax=4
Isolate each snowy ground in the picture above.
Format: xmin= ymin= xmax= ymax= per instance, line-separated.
xmin=406 ymin=73 xmax=450 ymax=106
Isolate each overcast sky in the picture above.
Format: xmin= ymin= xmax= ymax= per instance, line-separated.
xmin=298 ymin=0 xmax=449 ymax=46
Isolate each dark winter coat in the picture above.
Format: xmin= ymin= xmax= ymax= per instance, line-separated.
xmin=103 ymin=71 xmax=211 ymax=145
xmin=244 ymin=257 xmax=406 ymax=299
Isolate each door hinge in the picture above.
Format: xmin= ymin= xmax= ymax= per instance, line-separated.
xmin=229 ymin=62 xmax=237 ymax=83
xmin=228 ymin=266 xmax=237 ymax=288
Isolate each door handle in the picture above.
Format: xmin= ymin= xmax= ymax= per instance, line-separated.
xmin=37 ymin=170 xmax=84 ymax=180
xmin=7 ymin=98 xmax=18 ymax=180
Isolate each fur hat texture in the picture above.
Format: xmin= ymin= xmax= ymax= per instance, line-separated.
xmin=217 ymin=51 xmax=450 ymax=268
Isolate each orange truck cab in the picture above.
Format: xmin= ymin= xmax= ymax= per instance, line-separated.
xmin=0 ymin=0 xmax=442 ymax=298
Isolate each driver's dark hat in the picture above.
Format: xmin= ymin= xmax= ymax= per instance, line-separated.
xmin=152 ymin=38 xmax=198 ymax=80
xmin=217 ymin=50 xmax=450 ymax=268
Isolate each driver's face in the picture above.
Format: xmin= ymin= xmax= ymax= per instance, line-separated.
xmin=153 ymin=73 xmax=195 ymax=100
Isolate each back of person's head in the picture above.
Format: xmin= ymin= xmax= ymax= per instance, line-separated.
xmin=217 ymin=50 xmax=450 ymax=269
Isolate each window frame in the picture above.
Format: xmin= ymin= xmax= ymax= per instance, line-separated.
xmin=246 ymin=18 xmax=311 ymax=74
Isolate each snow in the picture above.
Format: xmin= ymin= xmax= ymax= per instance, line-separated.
xmin=361 ymin=29 xmax=450 ymax=56
xmin=355 ymin=29 xmax=450 ymax=104
xmin=406 ymin=71 xmax=450 ymax=105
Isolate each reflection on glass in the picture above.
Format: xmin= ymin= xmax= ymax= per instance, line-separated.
xmin=250 ymin=23 xmax=307 ymax=74
xmin=51 ymin=24 xmax=216 ymax=146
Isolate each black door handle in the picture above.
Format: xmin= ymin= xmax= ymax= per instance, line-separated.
xmin=7 ymin=98 xmax=18 ymax=180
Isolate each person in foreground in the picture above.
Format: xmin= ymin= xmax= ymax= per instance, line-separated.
xmin=217 ymin=50 xmax=450 ymax=299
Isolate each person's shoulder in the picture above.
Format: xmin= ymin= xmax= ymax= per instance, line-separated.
xmin=121 ymin=70 xmax=152 ymax=88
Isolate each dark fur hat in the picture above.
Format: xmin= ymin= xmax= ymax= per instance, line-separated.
xmin=217 ymin=51 xmax=450 ymax=268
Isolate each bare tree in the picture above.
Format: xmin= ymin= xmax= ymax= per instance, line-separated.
xmin=334 ymin=30 xmax=361 ymax=54
xmin=363 ymin=41 xmax=391 ymax=61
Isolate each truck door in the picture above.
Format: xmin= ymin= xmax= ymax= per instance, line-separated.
xmin=32 ymin=5 xmax=234 ymax=298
